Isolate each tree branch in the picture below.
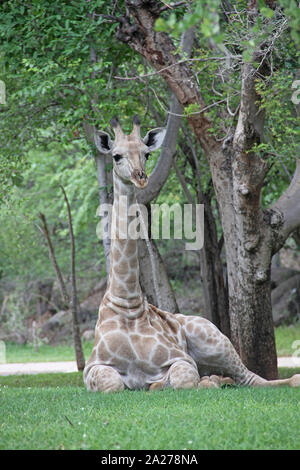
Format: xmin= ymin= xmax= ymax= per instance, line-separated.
xmin=117 ymin=1 xmax=218 ymax=154
xmin=136 ymin=26 xmax=195 ymax=205
xmin=60 ymin=185 xmax=85 ymax=371
xmin=271 ymin=159 xmax=300 ymax=251
xmin=83 ymin=120 xmax=112 ymax=273
xmin=172 ymin=157 xmax=194 ymax=205
xmin=38 ymin=212 xmax=69 ymax=306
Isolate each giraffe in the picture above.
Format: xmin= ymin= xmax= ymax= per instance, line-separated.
xmin=84 ymin=116 xmax=300 ymax=392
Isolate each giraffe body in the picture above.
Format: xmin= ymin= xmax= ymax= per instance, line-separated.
xmin=84 ymin=117 xmax=300 ymax=392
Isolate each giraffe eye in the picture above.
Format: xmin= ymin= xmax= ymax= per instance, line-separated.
xmin=113 ymin=154 xmax=123 ymax=163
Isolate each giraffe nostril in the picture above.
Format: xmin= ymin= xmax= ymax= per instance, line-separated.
xmin=132 ymin=169 xmax=147 ymax=181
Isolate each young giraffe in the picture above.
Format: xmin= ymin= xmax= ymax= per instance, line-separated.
xmin=84 ymin=116 xmax=300 ymax=392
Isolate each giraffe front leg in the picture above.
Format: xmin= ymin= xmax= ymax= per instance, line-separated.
xmin=85 ymin=365 xmax=125 ymax=393
xmin=167 ymin=360 xmax=200 ymax=389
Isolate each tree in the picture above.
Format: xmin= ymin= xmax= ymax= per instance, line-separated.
xmin=112 ymin=0 xmax=300 ymax=378
xmin=38 ymin=185 xmax=85 ymax=371
xmin=0 ymin=1 xmax=180 ymax=311
xmin=1 ymin=0 xmax=300 ymax=379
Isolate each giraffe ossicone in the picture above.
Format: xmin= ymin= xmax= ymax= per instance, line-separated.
xmin=84 ymin=117 xmax=300 ymax=392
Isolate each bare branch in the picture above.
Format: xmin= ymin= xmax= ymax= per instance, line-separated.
xmin=38 ymin=213 xmax=69 ymax=306
xmin=60 ymin=185 xmax=85 ymax=371
xmin=172 ymin=158 xmax=194 ymax=205
xmin=159 ymin=1 xmax=187 ymax=13
xmin=114 ymin=56 xmax=240 ymax=82
xmin=271 ymin=159 xmax=300 ymax=249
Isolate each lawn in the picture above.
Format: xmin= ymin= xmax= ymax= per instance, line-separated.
xmin=3 ymin=340 xmax=94 ymax=363
xmin=3 ymin=324 xmax=300 ymax=364
xmin=1 ymin=325 xmax=300 ymax=450
xmin=0 ymin=374 xmax=300 ymax=450
xmin=274 ymin=324 xmax=300 ymax=356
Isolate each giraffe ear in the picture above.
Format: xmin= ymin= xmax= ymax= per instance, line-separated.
xmin=143 ymin=128 xmax=166 ymax=152
xmin=94 ymin=131 xmax=113 ymax=154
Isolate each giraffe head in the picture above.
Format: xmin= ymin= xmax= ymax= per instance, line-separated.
xmin=94 ymin=116 xmax=166 ymax=189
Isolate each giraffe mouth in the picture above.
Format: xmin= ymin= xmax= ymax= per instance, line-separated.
xmin=130 ymin=169 xmax=148 ymax=189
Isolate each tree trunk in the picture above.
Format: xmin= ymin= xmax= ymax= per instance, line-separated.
xmin=179 ymin=134 xmax=230 ymax=335
xmin=94 ymin=153 xmax=113 ymax=274
xmin=61 ymin=186 xmax=85 ymax=371
xmin=225 ymin=230 xmax=277 ymax=379
xmin=200 ymin=199 xmax=230 ymax=338
xmin=210 ymin=142 xmax=278 ymax=379
xmin=138 ymin=237 xmax=179 ymax=312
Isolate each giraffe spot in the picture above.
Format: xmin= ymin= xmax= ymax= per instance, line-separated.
xmin=124 ymin=271 xmax=138 ymax=285
xmin=152 ymin=344 xmax=169 ymax=366
xmin=169 ymin=348 xmax=184 ymax=360
xmin=150 ymin=319 xmax=163 ymax=333
xmin=96 ymin=340 xmax=112 ymax=363
xmin=100 ymin=320 xmax=119 ymax=335
xmin=157 ymin=332 xmax=177 ymax=348
xmin=124 ymin=243 xmax=137 ymax=257
xmin=194 ymin=326 xmax=206 ymax=341
xmin=128 ymin=256 xmax=138 ymax=269
xmin=106 ymin=334 xmax=136 ymax=361
xmin=110 ymin=279 xmax=128 ymax=297
xmin=130 ymin=334 xmax=157 ymax=360
xmin=117 ymin=259 xmax=129 ymax=275
xmin=112 ymin=246 xmax=122 ymax=258
xmin=138 ymin=321 xmax=153 ymax=336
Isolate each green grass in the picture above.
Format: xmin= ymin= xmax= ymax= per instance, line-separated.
xmin=2 ymin=324 xmax=300 ymax=364
xmin=1 ymin=368 xmax=299 ymax=388
xmin=4 ymin=340 xmax=94 ymax=363
xmin=0 ymin=377 xmax=300 ymax=450
xmin=275 ymin=324 xmax=300 ymax=356
xmin=0 ymin=372 xmax=84 ymax=388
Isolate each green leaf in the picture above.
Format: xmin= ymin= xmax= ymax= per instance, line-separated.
xmin=260 ymin=7 xmax=274 ymax=18
xmin=242 ymin=49 xmax=253 ymax=63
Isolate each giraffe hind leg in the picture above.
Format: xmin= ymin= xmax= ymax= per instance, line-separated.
xmin=85 ymin=365 xmax=125 ymax=392
xmin=251 ymin=374 xmax=300 ymax=387
xmin=177 ymin=315 xmax=300 ymax=388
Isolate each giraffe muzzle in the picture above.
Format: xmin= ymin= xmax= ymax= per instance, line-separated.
xmin=131 ymin=169 xmax=148 ymax=188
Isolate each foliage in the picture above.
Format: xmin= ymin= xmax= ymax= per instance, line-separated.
xmin=0 ymin=0 xmax=150 ymax=201
xmin=0 ymin=141 xmax=103 ymax=281
xmin=255 ymin=70 xmax=300 ymax=206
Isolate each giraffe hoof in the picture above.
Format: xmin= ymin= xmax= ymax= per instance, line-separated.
xmin=289 ymin=374 xmax=300 ymax=387
xmin=149 ymin=381 xmax=165 ymax=391
xmin=198 ymin=378 xmax=219 ymax=389
xmin=209 ymin=375 xmax=222 ymax=385
xmin=219 ymin=376 xmax=235 ymax=385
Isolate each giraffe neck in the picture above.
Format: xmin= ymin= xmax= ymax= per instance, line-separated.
xmin=105 ymin=172 xmax=147 ymax=319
